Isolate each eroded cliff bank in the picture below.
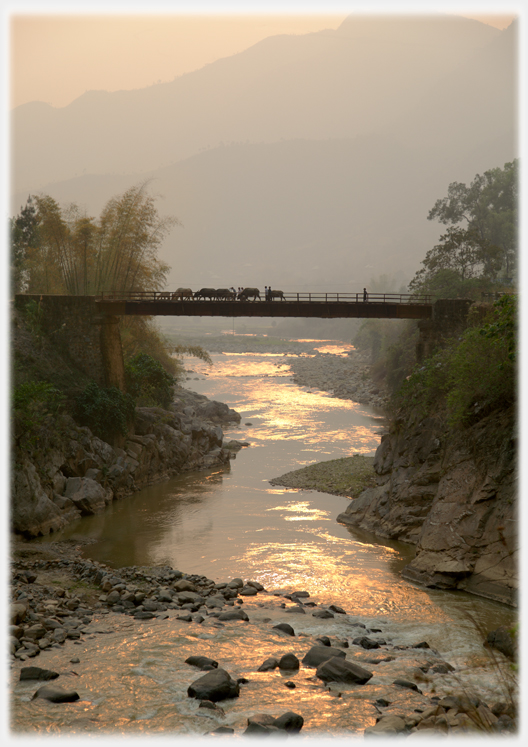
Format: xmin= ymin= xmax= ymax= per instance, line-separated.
xmin=336 ymin=406 xmax=517 ymax=607
xmin=12 ymin=389 xmax=241 ymax=538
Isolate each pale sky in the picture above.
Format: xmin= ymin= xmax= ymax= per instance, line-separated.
xmin=9 ymin=9 xmax=517 ymax=110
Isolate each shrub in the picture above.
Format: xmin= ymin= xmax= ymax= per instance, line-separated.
xmin=125 ymin=352 xmax=176 ymax=409
xmin=13 ymin=380 xmax=64 ymax=446
xmin=22 ymin=299 xmax=44 ymax=337
xmin=445 ymin=294 xmax=516 ymax=424
xmin=392 ymin=295 xmax=517 ymax=426
xmin=75 ymin=382 xmax=135 ymax=441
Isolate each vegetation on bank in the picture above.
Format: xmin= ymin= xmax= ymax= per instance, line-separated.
xmin=394 ymin=294 xmax=516 ymax=427
xmin=353 ymin=160 xmax=518 ymax=415
xmin=9 ymin=181 xmax=211 ymax=377
xmin=11 ymin=183 xmax=213 ymax=445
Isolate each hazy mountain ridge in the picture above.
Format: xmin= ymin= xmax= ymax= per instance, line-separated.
xmin=11 ymin=15 xmax=517 ymax=290
xmin=11 ymin=15 xmax=513 ymax=193
xmin=17 ymin=134 xmax=489 ymax=289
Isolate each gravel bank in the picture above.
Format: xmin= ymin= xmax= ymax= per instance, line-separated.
xmin=269 ymin=455 xmax=377 ymax=498
xmin=284 ymin=349 xmax=388 ymax=410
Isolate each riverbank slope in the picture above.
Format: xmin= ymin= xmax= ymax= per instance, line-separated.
xmin=11 ymin=309 xmax=242 ymax=538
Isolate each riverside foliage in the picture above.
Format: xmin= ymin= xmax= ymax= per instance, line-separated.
xmin=393 ymin=294 xmax=516 ymax=426
xmin=354 ymin=160 xmax=518 ymax=403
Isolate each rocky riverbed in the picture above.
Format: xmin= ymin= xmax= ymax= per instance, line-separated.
xmin=283 ymin=348 xmax=388 ymax=410
xmin=9 ymin=538 xmax=517 ymax=737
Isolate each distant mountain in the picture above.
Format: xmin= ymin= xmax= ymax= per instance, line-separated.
xmin=11 ymin=14 xmax=510 ymax=193
xmin=10 ymin=15 xmax=517 ymax=291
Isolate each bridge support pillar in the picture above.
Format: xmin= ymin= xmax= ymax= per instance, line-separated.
xmin=99 ymin=315 xmax=126 ymax=391
xmin=416 ymin=298 xmax=473 ymax=363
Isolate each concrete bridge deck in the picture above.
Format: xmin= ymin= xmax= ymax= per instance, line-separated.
xmin=95 ymin=291 xmax=433 ymax=320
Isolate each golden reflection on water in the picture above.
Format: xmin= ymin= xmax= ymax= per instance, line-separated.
xmin=239 ymin=539 xmax=451 ymax=623
xmin=194 ymin=354 xmax=379 ymax=452
xmin=314 ymin=343 xmax=355 ymax=356
xmin=266 ymin=500 xmax=330 ymax=522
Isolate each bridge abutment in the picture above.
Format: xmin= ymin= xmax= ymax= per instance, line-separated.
xmin=99 ymin=314 xmax=126 ymax=390
xmin=14 ymin=294 xmax=109 ymax=386
xmin=416 ymin=298 xmax=473 ymax=363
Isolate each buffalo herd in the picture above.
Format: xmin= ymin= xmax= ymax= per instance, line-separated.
xmin=153 ymin=287 xmax=284 ymax=301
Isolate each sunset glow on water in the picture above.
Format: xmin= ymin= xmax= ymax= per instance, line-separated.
xmin=19 ymin=345 xmax=515 ymax=737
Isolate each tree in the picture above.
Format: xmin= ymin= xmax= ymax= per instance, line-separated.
xmin=10 ymin=196 xmax=39 ymax=293
xmin=409 ymin=161 xmax=518 ymax=299
xmin=12 ymin=181 xmax=179 ymax=296
xmin=427 ymin=160 xmax=518 ymax=280
xmin=93 ymin=182 xmax=178 ymax=293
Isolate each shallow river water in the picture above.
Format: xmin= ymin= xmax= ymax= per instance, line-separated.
xmin=11 ymin=342 xmax=516 ymax=738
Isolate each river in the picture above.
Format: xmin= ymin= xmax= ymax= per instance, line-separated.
xmin=11 ymin=340 xmax=516 ymax=738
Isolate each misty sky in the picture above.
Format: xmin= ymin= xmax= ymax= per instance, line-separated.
xmin=10 ymin=7 xmax=516 ymax=110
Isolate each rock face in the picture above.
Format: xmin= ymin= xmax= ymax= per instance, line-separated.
xmin=337 ymin=406 xmax=517 ymax=606
xmin=12 ymin=389 xmax=239 ymax=538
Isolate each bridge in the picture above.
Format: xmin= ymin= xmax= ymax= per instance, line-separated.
xmin=14 ymin=292 xmax=473 ymax=418
xmin=95 ymin=290 xmax=433 ymax=320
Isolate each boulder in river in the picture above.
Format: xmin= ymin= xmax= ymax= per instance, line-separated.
xmin=272 ymin=623 xmax=295 ymax=636
xmin=32 ymin=685 xmax=80 ymax=703
xmin=316 ymin=657 xmax=373 ymax=685
xmin=187 ymin=668 xmax=240 ymax=702
xmin=278 ymin=653 xmax=300 ymax=670
xmin=302 ymin=646 xmax=346 ymax=668
xmin=217 ymin=608 xmax=249 ymax=622
xmin=20 ymin=666 xmax=59 ymax=681
xmin=244 ymin=711 xmax=304 ymax=735
xmin=185 ymin=656 xmax=219 ymax=670
xmin=258 ymin=657 xmax=279 ymax=672
xmin=312 ymin=608 xmax=334 ymax=619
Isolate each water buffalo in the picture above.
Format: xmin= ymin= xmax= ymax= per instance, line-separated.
xmin=173 ymin=287 xmax=193 ymax=300
xmin=238 ymin=287 xmax=261 ymax=301
xmin=269 ymin=290 xmax=284 ymax=300
xmin=215 ymin=288 xmax=236 ymax=300
xmin=194 ymin=288 xmax=216 ymax=300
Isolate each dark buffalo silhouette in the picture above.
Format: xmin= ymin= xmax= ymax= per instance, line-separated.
xmin=194 ymin=288 xmax=216 ymax=300
xmin=215 ymin=288 xmax=236 ymax=300
xmin=269 ymin=290 xmax=284 ymax=300
xmin=237 ymin=287 xmax=261 ymax=301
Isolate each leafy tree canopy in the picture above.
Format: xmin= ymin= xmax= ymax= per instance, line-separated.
xmin=12 ymin=181 xmax=179 ymax=296
xmin=410 ymin=160 xmax=518 ymax=298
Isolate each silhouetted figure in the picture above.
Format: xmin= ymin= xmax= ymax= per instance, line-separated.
xmin=264 ymin=286 xmax=268 ymax=300
xmin=363 ymin=288 xmax=368 ymax=302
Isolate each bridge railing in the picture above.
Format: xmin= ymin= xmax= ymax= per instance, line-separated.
xmin=96 ymin=290 xmax=432 ymax=304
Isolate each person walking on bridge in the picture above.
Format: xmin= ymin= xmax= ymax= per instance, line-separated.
xmin=363 ymin=288 xmax=368 ymax=302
